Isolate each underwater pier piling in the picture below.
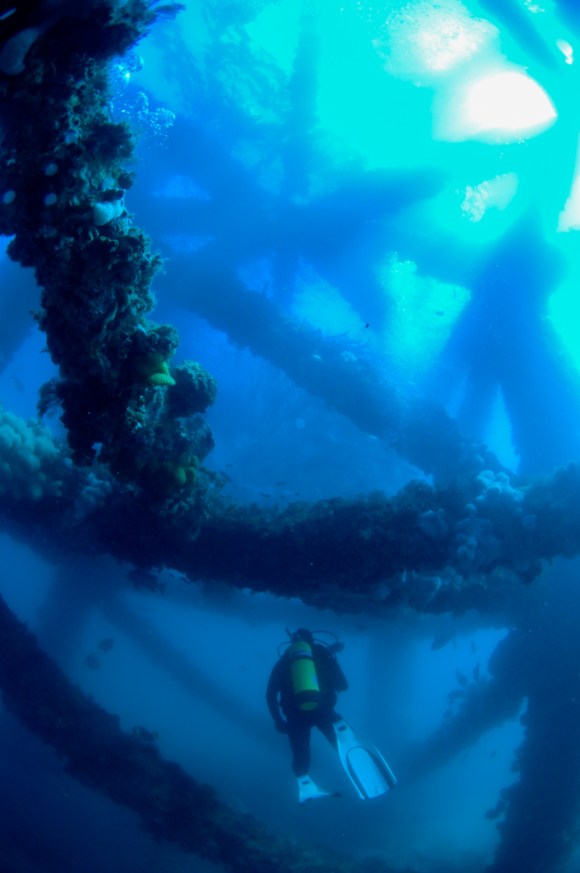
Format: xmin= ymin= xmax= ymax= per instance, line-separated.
xmin=0 ymin=0 xmax=218 ymax=513
xmin=1 ymin=401 xmax=580 ymax=614
xmin=2 ymin=2 xmax=580 ymax=872
xmin=167 ymin=251 xmax=492 ymax=484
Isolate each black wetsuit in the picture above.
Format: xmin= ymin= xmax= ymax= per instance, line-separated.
xmin=266 ymin=643 xmax=348 ymax=776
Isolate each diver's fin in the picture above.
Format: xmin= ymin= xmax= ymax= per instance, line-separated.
xmin=333 ymin=718 xmax=397 ymax=800
xmin=297 ymin=774 xmax=340 ymax=804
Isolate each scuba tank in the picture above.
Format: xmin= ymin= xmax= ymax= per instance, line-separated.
xmin=288 ymin=639 xmax=321 ymax=711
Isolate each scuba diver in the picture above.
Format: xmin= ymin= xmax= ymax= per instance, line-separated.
xmin=267 ymin=627 xmax=397 ymax=803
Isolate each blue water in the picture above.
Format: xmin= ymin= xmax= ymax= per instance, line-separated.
xmin=2 ymin=1 xmax=580 ymax=871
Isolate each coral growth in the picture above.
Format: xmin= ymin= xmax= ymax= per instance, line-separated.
xmin=168 ymin=360 xmax=218 ymax=417
xmin=0 ymin=0 xmax=214 ymax=514
xmin=0 ymin=406 xmax=69 ymax=501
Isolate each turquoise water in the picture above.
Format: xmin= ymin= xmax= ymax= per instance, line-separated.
xmin=2 ymin=2 xmax=580 ymax=872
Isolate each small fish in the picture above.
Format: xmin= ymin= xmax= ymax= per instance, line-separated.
xmin=128 ymin=568 xmax=166 ymax=594
xmin=447 ymin=689 xmax=465 ymax=703
xmin=473 ymin=663 xmax=481 ymax=683
xmin=485 ymin=799 xmax=506 ymax=821
xmin=97 ymin=637 xmax=115 ymax=652
xmin=430 ymin=630 xmax=455 ymax=651
xmin=471 ymin=640 xmax=477 ymax=654
xmin=84 ymin=653 xmax=101 ymax=670
xmin=132 ymin=726 xmax=159 ymax=743
xmin=11 ymin=372 xmax=25 ymax=394
xmin=455 ymin=669 xmax=469 ymax=687
xmin=489 ymin=750 xmax=497 ymax=758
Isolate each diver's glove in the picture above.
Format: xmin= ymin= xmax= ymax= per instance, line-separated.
xmin=274 ymin=718 xmax=288 ymax=734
